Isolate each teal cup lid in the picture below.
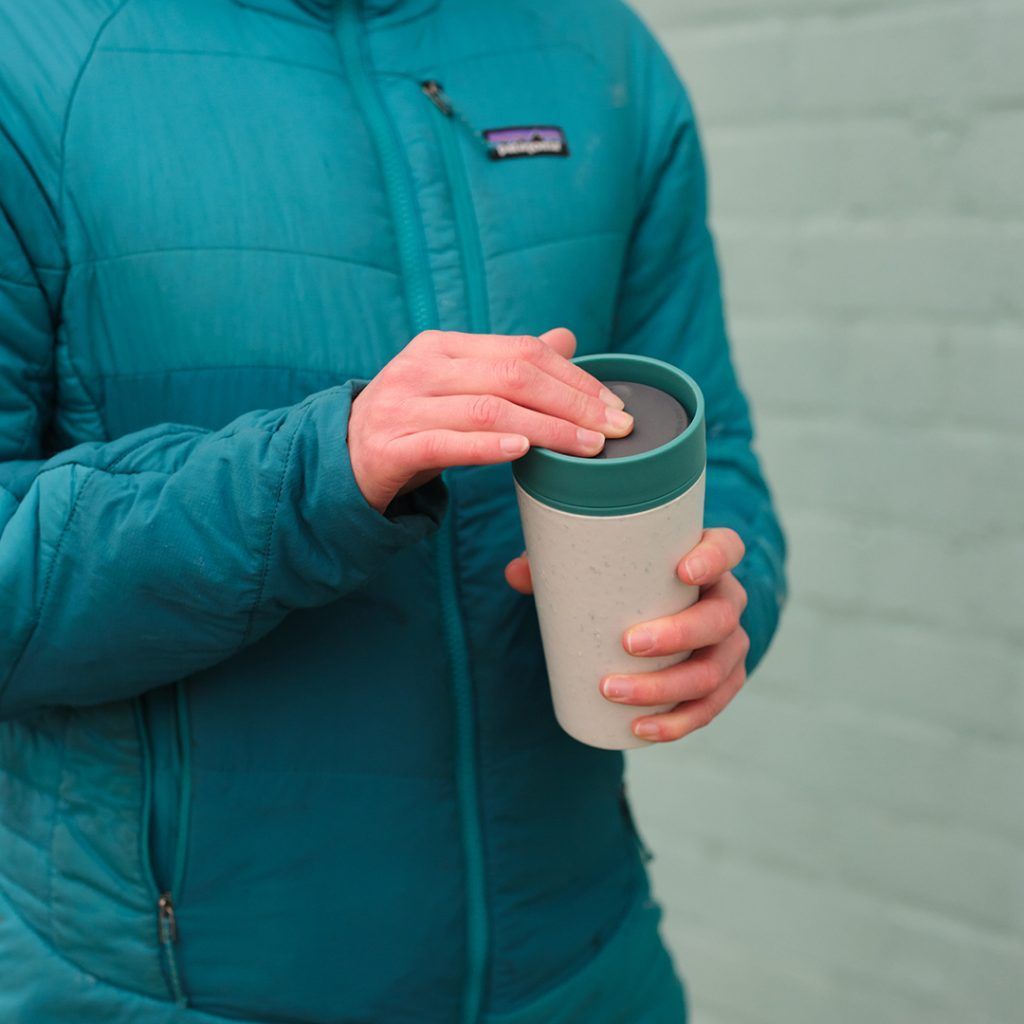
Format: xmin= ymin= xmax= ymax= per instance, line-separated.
xmin=512 ymin=353 xmax=706 ymax=516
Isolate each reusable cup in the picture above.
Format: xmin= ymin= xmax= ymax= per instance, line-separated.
xmin=512 ymin=353 xmax=706 ymax=750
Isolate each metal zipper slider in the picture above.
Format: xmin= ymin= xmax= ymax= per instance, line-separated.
xmin=420 ymin=80 xmax=495 ymax=157
xmin=421 ymin=79 xmax=453 ymax=116
xmin=158 ymin=892 xmax=178 ymax=944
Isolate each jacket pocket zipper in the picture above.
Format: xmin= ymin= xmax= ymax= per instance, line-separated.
xmin=157 ymin=891 xmax=186 ymax=1003
xmin=420 ymin=80 xmax=491 ymax=338
xmin=135 ymin=683 xmax=191 ymax=1006
xmin=421 ymin=80 xmax=492 ymax=155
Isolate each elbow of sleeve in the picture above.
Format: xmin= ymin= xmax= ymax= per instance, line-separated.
xmin=246 ymin=383 xmax=450 ymax=626
xmin=703 ymin=449 xmax=787 ymax=678
xmin=0 ymin=385 xmax=454 ymax=716
xmin=0 ymin=463 xmax=92 ymax=718
xmin=736 ymin=527 xmax=788 ymax=678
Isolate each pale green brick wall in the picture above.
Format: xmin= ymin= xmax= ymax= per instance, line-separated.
xmin=624 ymin=2 xmax=1024 ymax=1022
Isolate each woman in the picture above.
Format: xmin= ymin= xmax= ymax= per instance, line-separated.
xmin=0 ymin=0 xmax=787 ymax=1021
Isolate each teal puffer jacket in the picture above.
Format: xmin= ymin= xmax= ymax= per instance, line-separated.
xmin=0 ymin=0 xmax=787 ymax=1021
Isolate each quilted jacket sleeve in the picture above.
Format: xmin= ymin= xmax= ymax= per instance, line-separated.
xmin=0 ymin=126 xmax=448 ymax=721
xmin=611 ymin=12 xmax=788 ymax=674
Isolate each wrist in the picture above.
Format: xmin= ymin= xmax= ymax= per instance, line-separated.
xmin=345 ymin=401 xmax=390 ymax=516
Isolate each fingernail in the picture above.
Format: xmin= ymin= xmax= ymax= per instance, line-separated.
xmin=599 ymin=387 xmax=626 ymax=410
xmin=685 ymin=556 xmax=708 ymax=583
xmin=626 ymin=628 xmax=654 ymax=654
xmin=577 ymin=427 xmax=605 ymax=452
xmin=634 ymin=721 xmax=660 ymax=740
xmin=501 ymin=436 xmax=529 ymax=455
xmin=601 ymin=677 xmax=634 ymax=700
xmin=605 ymin=408 xmax=634 ymax=434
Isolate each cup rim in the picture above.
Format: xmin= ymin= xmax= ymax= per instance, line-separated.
xmin=532 ymin=353 xmax=704 ymax=470
xmin=511 ymin=352 xmax=707 ymax=516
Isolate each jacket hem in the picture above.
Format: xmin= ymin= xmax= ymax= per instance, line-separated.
xmin=482 ymin=886 xmax=687 ymax=1024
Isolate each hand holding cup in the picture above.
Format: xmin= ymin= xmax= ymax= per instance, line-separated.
xmin=506 ymin=526 xmax=749 ymax=743
xmin=347 ymin=328 xmax=635 ymax=514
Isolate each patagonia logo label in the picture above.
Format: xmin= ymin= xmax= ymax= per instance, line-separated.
xmin=483 ymin=126 xmax=569 ymax=161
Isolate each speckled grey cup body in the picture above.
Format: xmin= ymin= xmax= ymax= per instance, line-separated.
xmin=514 ymin=473 xmax=705 ymax=749
xmin=512 ymin=353 xmax=707 ymax=750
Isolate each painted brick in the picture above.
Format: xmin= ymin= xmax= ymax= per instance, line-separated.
xmin=716 ymin=222 xmax=1024 ymax=319
xmin=628 ymin=2 xmax=1024 ymax=1017
xmin=766 ymin=608 xmax=1024 ymax=743
xmin=760 ymin=422 xmax=1020 ymax=538
xmin=946 ymin=325 xmax=1024 ymax=431
xmin=661 ymin=21 xmax=797 ymax=122
xmin=704 ymin=119 xmax=958 ymax=219
xmin=975 ymin=2 xmax=1024 ymax=103
xmin=790 ymin=8 xmax=976 ymax=118
xmin=953 ymin=111 xmax=1024 ymax=216
xmin=641 ymin=833 xmax=1024 ymax=1019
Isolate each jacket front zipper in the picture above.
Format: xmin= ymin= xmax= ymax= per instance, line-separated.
xmin=135 ymin=683 xmax=191 ymax=1006
xmin=336 ymin=11 xmax=490 ymax=1024
xmin=421 ymin=79 xmax=493 ymax=1024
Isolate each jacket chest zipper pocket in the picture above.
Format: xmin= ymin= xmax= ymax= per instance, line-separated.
xmin=135 ymin=682 xmax=192 ymax=1006
xmin=420 ymin=79 xmax=491 ymax=335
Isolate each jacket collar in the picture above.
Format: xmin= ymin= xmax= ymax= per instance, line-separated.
xmin=232 ymin=0 xmax=438 ymax=25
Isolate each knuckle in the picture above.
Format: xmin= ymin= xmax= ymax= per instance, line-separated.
xmin=662 ymin=723 xmax=685 ymax=742
xmin=695 ymin=660 xmax=724 ymax=696
xmin=708 ymin=549 xmax=728 ymax=578
xmin=714 ymin=601 xmax=740 ymax=636
xmin=470 ymin=433 xmax=494 ymax=461
xmin=730 ymin=529 xmax=747 ymax=559
xmin=727 ymin=600 xmax=743 ymax=630
xmin=374 ymin=391 xmax=403 ymax=421
xmin=417 ymin=432 xmax=447 ymax=467
xmin=571 ymin=386 xmax=595 ymax=420
xmin=553 ymin=418 xmax=579 ymax=448
xmin=361 ymin=427 xmax=387 ymax=456
xmin=692 ymin=704 xmax=717 ymax=731
xmin=677 ymin=603 xmax=701 ymax=632
xmin=694 ymin=710 xmax=715 ymax=731
xmin=497 ymin=358 xmax=527 ymax=391
xmin=738 ymin=629 xmax=752 ymax=657
xmin=509 ymin=334 xmax=540 ymax=358
xmin=410 ymin=329 xmax=442 ymax=350
xmin=468 ymin=394 xmax=502 ymax=428
xmin=369 ymin=434 xmax=400 ymax=475
xmin=663 ymin=622 xmax=686 ymax=654
xmin=637 ymin=681 xmax=666 ymax=706
xmin=386 ymin=356 xmax=418 ymax=387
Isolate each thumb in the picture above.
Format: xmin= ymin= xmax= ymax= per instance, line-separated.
xmin=504 ymin=551 xmax=534 ymax=594
xmin=537 ymin=327 xmax=577 ymax=361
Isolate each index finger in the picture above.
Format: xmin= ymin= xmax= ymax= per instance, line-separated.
xmin=431 ymin=330 xmax=625 ymax=410
xmin=677 ymin=527 xmax=746 ymax=586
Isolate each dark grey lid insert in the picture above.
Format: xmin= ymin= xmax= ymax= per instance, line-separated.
xmin=590 ymin=380 xmax=690 ymax=460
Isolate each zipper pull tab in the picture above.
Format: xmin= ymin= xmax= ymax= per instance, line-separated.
xmin=421 ymin=79 xmax=453 ymax=117
xmin=420 ymin=80 xmax=494 ymax=157
xmin=158 ymin=892 xmax=178 ymax=944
